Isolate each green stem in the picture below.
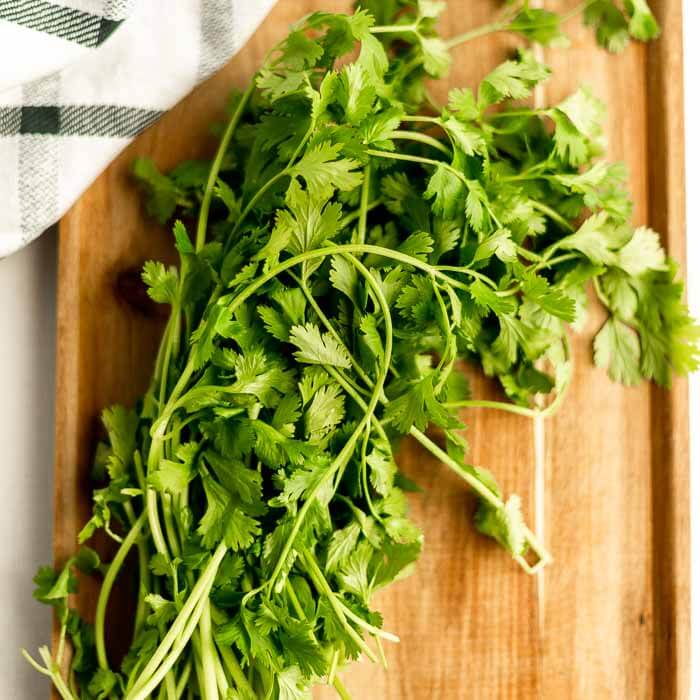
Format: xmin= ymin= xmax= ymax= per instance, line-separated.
xmin=488 ymin=108 xmax=543 ymax=121
xmin=531 ymin=201 xmax=575 ymax=232
xmin=445 ymin=22 xmax=504 ymax=49
xmin=126 ymin=543 xmax=228 ymax=699
xmin=444 ymin=399 xmax=538 ymax=418
xmin=367 ymin=149 xmax=469 ymax=187
xmin=408 ymin=427 xmax=551 ymax=572
xmin=175 ymin=662 xmax=192 ymax=699
xmin=401 ymin=115 xmax=439 ymax=124
xmin=216 ymin=643 xmax=255 ymax=700
xmin=339 ymin=199 xmax=381 ymax=230
xmin=198 ymin=603 xmax=219 ymax=700
xmin=227 ymin=169 xmax=290 ymax=243
xmin=95 ymin=512 xmax=147 ymax=671
xmin=359 ymin=423 xmax=382 ymax=522
xmin=534 ymin=252 xmax=581 ymax=270
xmin=593 ymin=275 xmax=611 ymax=308
xmin=390 ymin=130 xmax=451 ymax=156
xmin=124 ymin=501 xmax=150 ymax=639
xmin=196 ymin=82 xmax=255 ymax=251
xmin=224 ymin=244 xmax=474 ymax=315
xmin=370 ymin=23 xmax=416 ymax=35
xmin=284 ymin=579 xmax=305 ymax=619
xmin=128 ymin=582 xmax=212 ymax=700
xmin=325 ymin=366 xmax=392 ymax=450
xmin=301 ymin=551 xmax=378 ymax=663
xmin=22 ymin=648 xmax=78 ymax=700
xmin=333 ymin=676 xmax=352 ymax=700
xmin=358 ymin=164 xmax=371 ymax=244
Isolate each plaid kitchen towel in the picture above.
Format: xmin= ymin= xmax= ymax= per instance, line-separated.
xmin=0 ymin=0 xmax=276 ymax=257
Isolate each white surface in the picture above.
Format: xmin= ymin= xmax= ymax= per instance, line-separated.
xmin=684 ymin=1 xmax=700 ymax=697
xmin=0 ymin=9 xmax=698 ymax=698
xmin=0 ymin=229 xmax=55 ymax=698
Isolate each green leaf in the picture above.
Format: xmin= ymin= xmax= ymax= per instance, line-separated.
xmin=419 ymin=36 xmax=451 ymax=77
xmin=473 ymin=228 xmax=517 ymax=264
xmin=338 ymin=63 xmax=375 ymax=124
xmin=441 ymin=117 xmax=485 ymax=156
xmin=593 ymin=317 xmax=642 ymax=385
xmin=624 ymin=0 xmax=660 ymax=41
xmin=475 ymin=495 xmax=527 ymax=556
xmin=367 ymin=447 xmax=396 ymax=497
xmin=132 ymin=157 xmax=183 ymax=224
xmin=325 ymin=522 xmax=362 ymax=573
xmin=289 ymin=323 xmax=352 ymax=368
xmin=305 ymin=383 xmax=345 ymax=442
xmin=469 ymin=280 xmax=517 ymax=315
xmin=289 ymin=142 xmax=363 ymax=199
xmin=507 ymin=9 xmax=567 ymax=46
xmin=447 ymin=87 xmax=478 ymax=121
xmin=142 ymin=260 xmax=178 ymax=304
xmin=616 ymin=226 xmax=667 ymax=277
xmin=87 ymin=669 xmax=119 ymax=700
xmin=478 ymin=57 xmax=550 ymax=109
xmin=521 ymin=273 xmax=577 ymax=322
xmin=558 ymin=213 xmax=618 ymax=265
xmin=424 ymin=163 xmax=465 ymax=219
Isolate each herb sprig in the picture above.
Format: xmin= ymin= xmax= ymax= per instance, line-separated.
xmin=27 ymin=1 xmax=696 ymax=698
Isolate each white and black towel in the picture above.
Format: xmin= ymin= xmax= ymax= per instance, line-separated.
xmin=0 ymin=0 xmax=276 ymax=257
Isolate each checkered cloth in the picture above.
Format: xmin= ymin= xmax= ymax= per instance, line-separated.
xmin=0 ymin=0 xmax=276 ymax=257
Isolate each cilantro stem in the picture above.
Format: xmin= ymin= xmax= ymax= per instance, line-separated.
xmin=367 ymin=149 xmax=470 ymax=188
xmin=128 ymin=581 xmax=212 ymax=700
xmin=488 ymin=108 xmax=543 ymax=121
xmin=445 ymin=22 xmax=504 ymax=49
xmin=300 ymin=550 xmax=378 ymax=662
xmin=126 ymin=543 xmax=228 ymax=699
xmin=227 ymin=169 xmax=290 ymax=243
xmin=215 ymin=643 xmax=254 ymax=700
xmin=369 ymin=23 xmax=416 ymax=35
xmin=358 ymin=164 xmax=371 ymax=244
xmin=390 ymin=130 xmax=452 ymax=156
xmin=359 ymin=422 xmax=382 ymax=522
xmin=531 ymin=201 xmax=575 ymax=232
xmin=592 ymin=275 xmax=611 ymax=308
xmin=326 ymin=366 xmax=392 ymax=449
xmin=175 ymin=662 xmax=192 ymax=698
xmin=146 ymin=483 xmax=171 ymax=561
xmin=95 ymin=511 xmax=147 ymax=672
xmin=333 ymin=676 xmax=352 ymax=700
xmin=433 ymin=264 xmax=498 ymax=289
xmin=408 ymin=427 xmax=551 ymax=572
xmin=401 ymin=115 xmax=439 ymax=124
xmin=123 ymin=500 xmax=149 ymax=639
xmin=339 ymin=199 xmax=381 ymax=230
xmin=223 ymin=245 xmax=473 ymax=317
xmin=534 ymin=251 xmax=581 ymax=270
xmin=196 ymin=82 xmax=255 ymax=251
xmin=284 ymin=579 xmax=305 ymax=618
xmin=198 ymin=602 xmax=219 ymax=700
xmin=210 ymin=605 xmax=254 ymax=697
xmin=445 ymin=399 xmax=538 ymax=418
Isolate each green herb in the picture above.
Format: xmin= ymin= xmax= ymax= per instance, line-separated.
xmin=27 ymin=2 xmax=697 ymax=698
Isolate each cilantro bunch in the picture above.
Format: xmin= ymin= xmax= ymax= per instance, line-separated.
xmin=26 ymin=2 xmax=697 ymax=699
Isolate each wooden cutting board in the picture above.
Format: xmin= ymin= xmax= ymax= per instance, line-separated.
xmin=53 ymin=1 xmax=689 ymax=697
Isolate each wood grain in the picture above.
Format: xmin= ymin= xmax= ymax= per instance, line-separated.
xmin=54 ymin=1 xmax=689 ymax=697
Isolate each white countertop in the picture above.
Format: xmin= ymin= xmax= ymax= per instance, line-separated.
xmin=1 ymin=6 xmax=698 ymax=697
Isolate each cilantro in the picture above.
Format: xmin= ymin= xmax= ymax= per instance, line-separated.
xmin=30 ymin=2 xmax=692 ymax=698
